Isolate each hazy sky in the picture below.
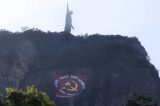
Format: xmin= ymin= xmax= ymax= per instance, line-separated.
xmin=0 ymin=0 xmax=159 ymax=72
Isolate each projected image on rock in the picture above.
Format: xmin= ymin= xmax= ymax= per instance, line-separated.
xmin=54 ymin=75 xmax=86 ymax=98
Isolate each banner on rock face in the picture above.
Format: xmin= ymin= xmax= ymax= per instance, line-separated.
xmin=53 ymin=74 xmax=87 ymax=98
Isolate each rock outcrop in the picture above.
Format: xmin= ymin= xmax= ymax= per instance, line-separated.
xmin=0 ymin=29 xmax=159 ymax=106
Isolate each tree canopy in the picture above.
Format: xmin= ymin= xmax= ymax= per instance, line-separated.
xmin=126 ymin=94 xmax=158 ymax=106
xmin=0 ymin=86 xmax=56 ymax=106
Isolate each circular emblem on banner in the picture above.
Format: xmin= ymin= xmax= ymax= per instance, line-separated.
xmin=54 ymin=75 xmax=85 ymax=97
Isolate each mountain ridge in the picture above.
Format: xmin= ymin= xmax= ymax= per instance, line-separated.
xmin=0 ymin=29 xmax=159 ymax=106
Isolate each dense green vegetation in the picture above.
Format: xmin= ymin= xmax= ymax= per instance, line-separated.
xmin=0 ymin=86 xmax=56 ymax=106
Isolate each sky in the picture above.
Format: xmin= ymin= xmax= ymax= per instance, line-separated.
xmin=0 ymin=0 xmax=159 ymax=72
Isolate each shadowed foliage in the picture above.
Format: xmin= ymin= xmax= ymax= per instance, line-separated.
xmin=126 ymin=94 xmax=158 ymax=106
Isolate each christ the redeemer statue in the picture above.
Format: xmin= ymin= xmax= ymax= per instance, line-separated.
xmin=64 ymin=4 xmax=74 ymax=33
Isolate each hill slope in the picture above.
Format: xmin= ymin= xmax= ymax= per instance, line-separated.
xmin=0 ymin=29 xmax=159 ymax=106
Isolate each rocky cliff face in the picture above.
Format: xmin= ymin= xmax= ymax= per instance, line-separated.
xmin=0 ymin=29 xmax=159 ymax=106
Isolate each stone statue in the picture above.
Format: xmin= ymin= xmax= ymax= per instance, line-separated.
xmin=64 ymin=4 xmax=74 ymax=33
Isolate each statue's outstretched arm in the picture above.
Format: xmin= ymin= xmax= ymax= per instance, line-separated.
xmin=72 ymin=25 xmax=74 ymax=30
